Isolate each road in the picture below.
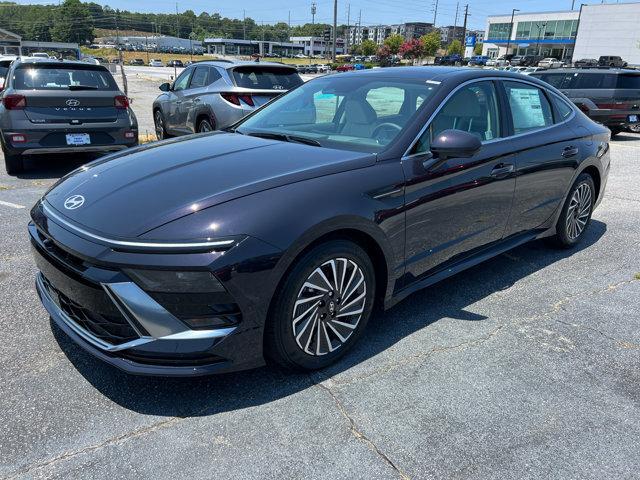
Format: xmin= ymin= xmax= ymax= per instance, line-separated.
xmin=0 ymin=134 xmax=639 ymax=479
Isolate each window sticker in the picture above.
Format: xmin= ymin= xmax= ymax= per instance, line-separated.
xmin=508 ymin=88 xmax=545 ymax=130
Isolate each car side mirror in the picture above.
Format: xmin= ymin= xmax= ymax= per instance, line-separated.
xmin=430 ymin=129 xmax=482 ymax=160
xmin=159 ymin=82 xmax=171 ymax=92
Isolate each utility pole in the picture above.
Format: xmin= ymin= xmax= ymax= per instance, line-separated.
xmin=332 ymin=0 xmax=337 ymax=61
xmin=454 ymin=2 xmax=459 ymax=30
xmin=432 ymin=0 xmax=438 ymax=25
xmin=505 ymin=8 xmax=519 ymax=56
xmin=346 ymin=3 xmax=350 ymax=54
xmin=358 ymin=9 xmax=362 ymax=45
xmin=243 ymin=10 xmax=246 ymax=40
xmin=311 ymin=2 xmax=317 ymax=25
xmin=176 ymin=2 xmax=179 ymax=38
xmin=462 ymin=4 xmax=469 ymax=45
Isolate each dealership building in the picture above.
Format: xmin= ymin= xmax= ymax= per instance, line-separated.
xmin=0 ymin=28 xmax=79 ymax=58
xmin=482 ymin=2 xmax=640 ymax=65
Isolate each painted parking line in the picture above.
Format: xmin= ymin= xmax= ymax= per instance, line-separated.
xmin=0 ymin=200 xmax=25 ymax=209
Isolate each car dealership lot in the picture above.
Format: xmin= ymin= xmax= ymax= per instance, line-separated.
xmin=1 ymin=132 xmax=639 ymax=479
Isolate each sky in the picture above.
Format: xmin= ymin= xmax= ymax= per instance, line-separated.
xmin=16 ymin=0 xmax=585 ymax=31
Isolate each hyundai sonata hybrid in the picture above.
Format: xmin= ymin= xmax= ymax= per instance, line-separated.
xmin=30 ymin=67 xmax=610 ymax=376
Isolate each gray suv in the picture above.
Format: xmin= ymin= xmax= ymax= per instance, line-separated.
xmin=0 ymin=58 xmax=138 ymax=174
xmin=152 ymin=60 xmax=303 ymax=139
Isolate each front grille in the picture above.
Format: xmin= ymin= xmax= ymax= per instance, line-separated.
xmin=41 ymin=274 xmax=139 ymax=345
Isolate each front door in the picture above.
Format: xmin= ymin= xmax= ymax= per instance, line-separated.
xmin=401 ymin=80 xmax=516 ymax=284
xmin=165 ymin=68 xmax=192 ymax=134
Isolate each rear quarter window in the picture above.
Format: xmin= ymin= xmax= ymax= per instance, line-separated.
xmin=616 ymin=75 xmax=640 ymax=89
xmin=232 ymin=67 xmax=303 ymax=90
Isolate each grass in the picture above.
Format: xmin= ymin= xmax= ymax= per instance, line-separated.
xmin=80 ymin=47 xmax=212 ymax=65
xmin=635 ymin=272 xmax=640 ymax=281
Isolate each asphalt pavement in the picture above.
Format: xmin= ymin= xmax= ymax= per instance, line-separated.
xmin=0 ymin=132 xmax=639 ymax=479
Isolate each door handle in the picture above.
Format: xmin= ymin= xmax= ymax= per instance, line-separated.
xmin=562 ymin=146 xmax=579 ymax=158
xmin=175 ymin=101 xmax=182 ymax=105
xmin=490 ymin=163 xmax=514 ymax=178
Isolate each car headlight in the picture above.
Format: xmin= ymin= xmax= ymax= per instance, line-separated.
xmin=124 ymin=269 xmax=226 ymax=293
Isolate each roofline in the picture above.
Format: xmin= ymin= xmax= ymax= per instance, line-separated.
xmin=487 ymin=9 xmax=577 ymax=18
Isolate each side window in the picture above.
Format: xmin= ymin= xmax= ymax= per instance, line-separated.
xmin=208 ymin=67 xmax=222 ymax=84
xmin=172 ymin=69 xmax=191 ymax=91
xmin=413 ymin=81 xmax=501 ymax=154
xmin=313 ymin=91 xmax=344 ymax=123
xmin=189 ymin=66 xmax=209 ymax=88
xmin=551 ymin=94 xmax=574 ymax=121
xmin=366 ymin=86 xmax=405 ymax=117
xmin=504 ymin=81 xmax=554 ymax=134
xmin=536 ymin=73 xmax=571 ymax=89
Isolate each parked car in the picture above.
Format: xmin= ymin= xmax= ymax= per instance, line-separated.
xmin=0 ymin=58 xmax=138 ymax=174
xmin=531 ymin=68 xmax=640 ymax=136
xmin=152 ymin=60 xmax=303 ymax=138
xmin=598 ymin=56 xmax=627 ymax=68
xmin=335 ymin=64 xmax=355 ymax=72
xmin=31 ymin=67 xmax=609 ymax=375
xmin=149 ymin=59 xmax=164 ymax=67
xmin=306 ymin=64 xmax=319 ymax=74
xmin=439 ymin=54 xmax=463 ymax=65
xmin=510 ymin=55 xmax=540 ymax=67
xmin=486 ymin=55 xmax=512 ymax=67
xmin=167 ymin=59 xmax=184 ymax=68
xmin=316 ymin=64 xmax=331 ymax=73
xmin=468 ymin=55 xmax=490 ymax=66
xmin=128 ymin=58 xmax=145 ymax=66
xmin=30 ymin=52 xmax=50 ymax=59
xmin=574 ymin=58 xmax=598 ymax=68
xmin=537 ymin=58 xmax=563 ymax=69
xmin=0 ymin=55 xmax=18 ymax=88
xmin=522 ymin=67 xmax=542 ymax=75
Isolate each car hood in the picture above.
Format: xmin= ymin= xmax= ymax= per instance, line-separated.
xmin=43 ymin=132 xmax=376 ymax=238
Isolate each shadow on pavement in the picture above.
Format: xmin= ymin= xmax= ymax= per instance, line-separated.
xmin=611 ymin=132 xmax=640 ymax=142
xmin=53 ymin=220 xmax=607 ymax=417
xmin=15 ymin=154 xmax=99 ymax=180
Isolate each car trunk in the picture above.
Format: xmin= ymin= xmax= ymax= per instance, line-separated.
xmin=229 ymin=65 xmax=303 ymax=108
xmin=21 ymin=90 xmax=121 ymax=124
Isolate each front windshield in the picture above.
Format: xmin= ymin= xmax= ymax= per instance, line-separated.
xmin=236 ymin=75 xmax=439 ymax=153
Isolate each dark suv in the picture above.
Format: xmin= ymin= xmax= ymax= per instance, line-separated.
xmin=0 ymin=58 xmax=138 ymax=174
xmin=510 ymin=55 xmax=540 ymax=67
xmin=598 ymin=56 xmax=627 ymax=68
xmin=531 ymin=68 xmax=640 ymax=136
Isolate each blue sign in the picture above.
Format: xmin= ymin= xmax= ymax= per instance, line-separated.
xmin=465 ymin=35 xmax=476 ymax=47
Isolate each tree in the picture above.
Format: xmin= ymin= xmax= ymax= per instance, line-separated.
xmin=50 ymin=0 xmax=94 ymax=43
xmin=350 ymin=44 xmax=362 ymax=55
xmin=399 ymin=38 xmax=425 ymax=61
xmin=447 ymin=39 xmax=463 ymax=55
xmin=360 ymin=39 xmax=378 ymax=56
xmin=474 ymin=43 xmax=483 ymax=55
xmin=383 ymin=34 xmax=404 ymax=55
xmin=377 ymin=44 xmax=392 ymax=66
xmin=420 ymin=31 xmax=441 ymax=57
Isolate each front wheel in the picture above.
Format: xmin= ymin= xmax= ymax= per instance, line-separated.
xmin=265 ymin=240 xmax=376 ymax=370
xmin=552 ymin=173 xmax=596 ymax=248
xmin=154 ymin=109 xmax=170 ymax=140
xmin=197 ymin=118 xmax=213 ymax=133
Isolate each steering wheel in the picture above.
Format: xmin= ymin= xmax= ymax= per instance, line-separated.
xmin=372 ymin=122 xmax=402 ymax=145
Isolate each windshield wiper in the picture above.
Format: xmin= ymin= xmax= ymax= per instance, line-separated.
xmin=246 ymin=131 xmax=321 ymax=147
xmin=68 ymin=85 xmax=99 ymax=90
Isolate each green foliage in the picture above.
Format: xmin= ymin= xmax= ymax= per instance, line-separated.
xmin=50 ymin=0 xmax=94 ymax=43
xmin=420 ymin=31 xmax=441 ymax=57
xmin=360 ymin=39 xmax=378 ymax=56
xmin=447 ymin=39 xmax=463 ymax=55
xmin=383 ymin=34 xmax=404 ymax=55
xmin=350 ymin=44 xmax=362 ymax=55
xmin=474 ymin=43 xmax=483 ymax=55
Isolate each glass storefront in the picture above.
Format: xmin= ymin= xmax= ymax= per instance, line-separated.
xmin=515 ymin=20 xmax=578 ymax=41
xmin=487 ymin=23 xmax=512 ymax=41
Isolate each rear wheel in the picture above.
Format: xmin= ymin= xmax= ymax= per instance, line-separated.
xmin=265 ymin=240 xmax=375 ymax=370
xmin=552 ymin=173 xmax=595 ymax=248
xmin=197 ymin=118 xmax=213 ymax=133
xmin=3 ymin=151 xmax=24 ymax=175
xmin=609 ymin=127 xmax=622 ymax=138
xmin=154 ymin=109 xmax=169 ymax=140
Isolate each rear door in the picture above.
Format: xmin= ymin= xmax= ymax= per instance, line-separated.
xmin=12 ymin=63 xmax=122 ymax=125
xmin=500 ymin=79 xmax=578 ymax=236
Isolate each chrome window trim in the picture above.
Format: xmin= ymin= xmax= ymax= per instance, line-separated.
xmin=402 ymin=76 xmax=576 ymax=160
xmin=42 ymin=202 xmax=235 ymax=250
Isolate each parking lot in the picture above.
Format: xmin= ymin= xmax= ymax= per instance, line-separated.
xmin=1 ymin=71 xmax=640 ymax=479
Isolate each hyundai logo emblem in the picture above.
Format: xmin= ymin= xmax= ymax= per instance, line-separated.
xmin=64 ymin=195 xmax=85 ymax=210
xmin=66 ymin=99 xmax=80 ymax=107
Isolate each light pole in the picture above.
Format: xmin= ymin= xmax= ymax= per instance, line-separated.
xmin=505 ymin=8 xmax=519 ymax=56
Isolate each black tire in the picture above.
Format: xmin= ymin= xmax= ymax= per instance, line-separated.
xmin=197 ymin=118 xmax=213 ymax=133
xmin=609 ymin=127 xmax=622 ymax=138
xmin=551 ymin=173 xmax=596 ymax=248
xmin=265 ymin=240 xmax=376 ymax=371
xmin=3 ymin=151 xmax=24 ymax=175
xmin=154 ymin=109 xmax=170 ymax=140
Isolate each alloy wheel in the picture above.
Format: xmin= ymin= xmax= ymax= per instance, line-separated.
xmin=199 ymin=120 xmax=212 ymax=133
xmin=292 ymin=258 xmax=367 ymax=356
xmin=154 ymin=111 xmax=164 ymax=140
xmin=565 ymin=183 xmax=592 ymax=240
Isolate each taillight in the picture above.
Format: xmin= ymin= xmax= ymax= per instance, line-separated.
xmin=595 ymin=102 xmax=631 ymax=110
xmin=9 ymin=133 xmax=26 ymax=143
xmin=220 ymin=93 xmax=254 ymax=107
xmin=124 ymin=130 xmax=136 ymax=139
xmin=114 ymin=95 xmax=129 ymax=109
xmin=2 ymin=94 xmax=26 ymax=110
xmin=577 ymin=103 xmax=590 ymax=114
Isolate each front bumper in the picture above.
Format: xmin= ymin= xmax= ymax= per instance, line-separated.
xmin=29 ymin=208 xmax=281 ymax=376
